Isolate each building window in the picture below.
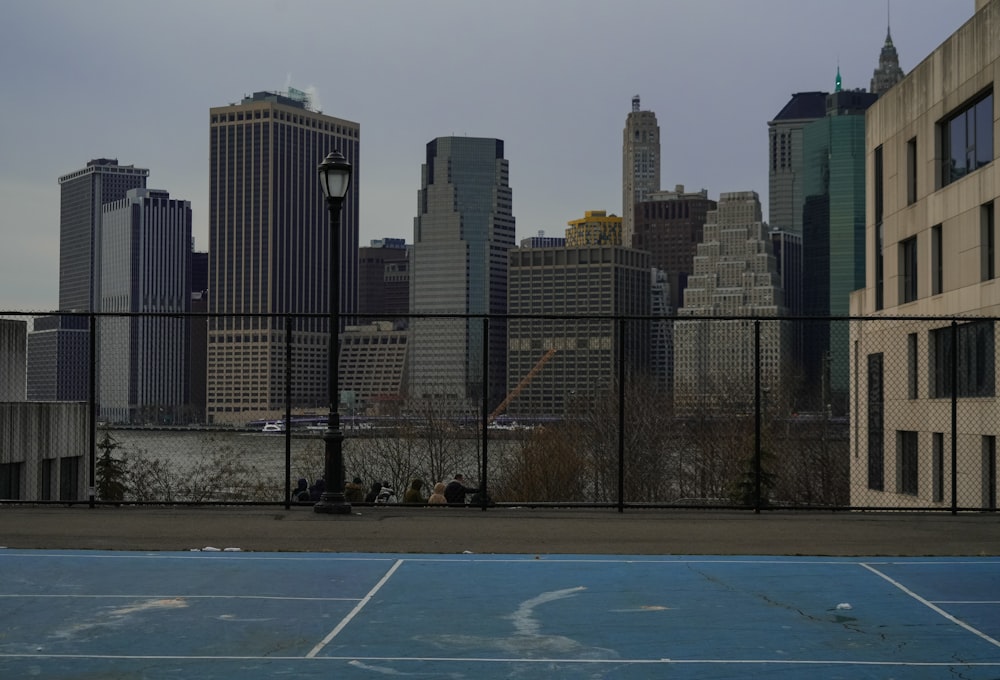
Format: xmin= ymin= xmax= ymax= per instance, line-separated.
xmin=930 ymin=320 xmax=996 ymax=398
xmin=907 ymin=332 xmax=918 ymax=399
xmin=931 ymin=224 xmax=943 ymax=295
xmin=983 ymin=435 xmax=997 ymax=510
xmin=40 ymin=458 xmax=53 ymax=501
xmin=0 ymin=462 xmax=21 ymax=500
xmin=941 ymin=90 xmax=993 ymax=187
xmin=874 ymin=145 xmax=884 ymax=311
xmin=932 ymin=432 xmax=945 ymax=503
xmin=983 ymin=202 xmax=996 ymax=281
xmin=899 ymin=236 xmax=917 ymax=303
xmin=867 ymin=353 xmax=884 ymax=491
xmin=59 ymin=456 xmax=80 ymax=502
xmin=897 ymin=431 xmax=919 ymax=496
xmin=906 ymin=137 xmax=917 ymax=205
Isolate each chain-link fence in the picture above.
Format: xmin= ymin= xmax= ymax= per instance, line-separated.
xmin=1 ymin=312 xmax=997 ymax=512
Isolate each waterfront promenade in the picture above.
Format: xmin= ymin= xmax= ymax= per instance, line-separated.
xmin=3 ymin=506 xmax=999 ymax=556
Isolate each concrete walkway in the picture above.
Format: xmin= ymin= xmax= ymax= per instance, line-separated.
xmin=3 ymin=506 xmax=999 ymax=555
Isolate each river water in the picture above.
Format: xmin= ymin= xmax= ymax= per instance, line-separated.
xmin=105 ymin=428 xmax=523 ymax=502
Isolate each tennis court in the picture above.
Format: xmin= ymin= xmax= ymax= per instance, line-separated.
xmin=2 ymin=550 xmax=999 ymax=678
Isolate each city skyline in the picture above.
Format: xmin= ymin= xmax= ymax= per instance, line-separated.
xmin=0 ymin=0 xmax=972 ymax=311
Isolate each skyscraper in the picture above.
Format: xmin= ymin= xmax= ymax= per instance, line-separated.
xmin=0 ymin=319 xmax=26 ymax=401
xmin=409 ymin=136 xmax=515 ymax=410
xmin=622 ymin=95 xmax=660 ymax=247
xmin=99 ymin=188 xmax=192 ymax=424
xmin=507 ymin=245 xmax=650 ymax=417
xmin=358 ymin=239 xmax=409 ymax=321
xmin=768 ymin=92 xmax=828 ymax=233
xmin=565 ymin=210 xmax=622 ymax=246
xmin=207 ymin=90 xmax=360 ymax=424
xmin=57 ymin=159 xmax=150 ymax=312
xmin=870 ymin=24 xmax=906 ymax=96
xmin=674 ymin=192 xmax=790 ymax=410
xmin=632 ymin=185 xmax=717 ymax=312
xmin=27 ymin=159 xmax=149 ymax=401
xmin=802 ymin=87 xmax=877 ymax=412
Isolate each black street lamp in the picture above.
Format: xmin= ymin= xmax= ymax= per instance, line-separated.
xmin=314 ymin=150 xmax=352 ymax=515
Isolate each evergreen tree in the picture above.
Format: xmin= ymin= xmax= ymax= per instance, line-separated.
xmin=96 ymin=432 xmax=127 ymax=501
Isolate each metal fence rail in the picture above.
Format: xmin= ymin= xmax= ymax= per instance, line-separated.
xmin=1 ymin=311 xmax=997 ymax=512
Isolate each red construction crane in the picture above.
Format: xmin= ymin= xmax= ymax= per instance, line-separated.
xmin=488 ymin=348 xmax=557 ymax=424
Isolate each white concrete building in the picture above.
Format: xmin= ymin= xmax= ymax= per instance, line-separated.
xmin=675 ymin=191 xmax=790 ymax=411
xmin=849 ymin=0 xmax=1000 ymax=509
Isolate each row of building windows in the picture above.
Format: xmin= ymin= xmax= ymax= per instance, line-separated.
xmin=210 ymin=109 xmax=358 ymax=138
xmin=903 ymin=321 xmax=996 ymax=401
xmin=897 ymin=203 xmax=995 ymax=305
xmin=873 ymin=430 xmax=996 ymax=508
xmin=873 ymin=87 xmax=994 ymax=311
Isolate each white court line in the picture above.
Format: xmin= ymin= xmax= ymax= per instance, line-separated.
xmin=861 ymin=562 xmax=1000 ymax=649
xmin=0 ymin=594 xmax=357 ymax=601
xmin=933 ymin=600 xmax=1000 ymax=605
xmin=5 ymin=552 xmax=999 ymax=567
xmin=305 ymin=558 xmax=404 ymax=658
xmin=0 ymin=552 xmax=396 ymax=562
xmin=1 ymin=653 xmax=1000 ymax=668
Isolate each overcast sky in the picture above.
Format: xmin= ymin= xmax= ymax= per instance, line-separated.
xmin=0 ymin=0 xmax=975 ymax=312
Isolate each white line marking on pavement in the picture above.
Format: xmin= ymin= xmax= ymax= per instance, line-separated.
xmin=860 ymin=562 xmax=1000 ymax=649
xmin=306 ymin=558 xmax=404 ymax=658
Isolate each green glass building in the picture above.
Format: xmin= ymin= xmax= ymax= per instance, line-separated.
xmin=801 ymin=86 xmax=877 ymax=412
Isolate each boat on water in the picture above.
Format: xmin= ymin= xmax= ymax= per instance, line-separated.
xmin=261 ymin=422 xmax=284 ymax=433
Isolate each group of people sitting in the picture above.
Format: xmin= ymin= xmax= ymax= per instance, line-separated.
xmin=291 ymin=478 xmax=326 ymax=503
xmin=292 ymin=474 xmax=479 ymax=506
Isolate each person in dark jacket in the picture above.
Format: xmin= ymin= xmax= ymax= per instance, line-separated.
xmin=444 ymin=474 xmax=477 ymax=506
xmin=308 ymin=478 xmax=325 ymax=502
xmin=292 ymin=478 xmax=310 ymax=503
xmin=364 ymin=481 xmax=383 ymax=503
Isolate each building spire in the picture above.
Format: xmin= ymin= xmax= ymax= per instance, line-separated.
xmin=884 ymin=0 xmax=895 ymax=47
xmin=835 ymin=63 xmax=842 ymax=93
xmin=871 ymin=0 xmax=905 ymax=97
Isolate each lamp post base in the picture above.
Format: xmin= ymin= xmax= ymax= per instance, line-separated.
xmin=313 ymin=493 xmax=352 ymax=515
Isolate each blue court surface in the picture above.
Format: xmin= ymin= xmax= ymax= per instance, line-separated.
xmin=2 ymin=551 xmax=1000 ymax=679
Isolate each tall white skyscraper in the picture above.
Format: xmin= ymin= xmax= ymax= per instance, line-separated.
xmin=622 ymin=95 xmax=660 ymax=248
xmin=674 ymin=191 xmax=790 ymax=409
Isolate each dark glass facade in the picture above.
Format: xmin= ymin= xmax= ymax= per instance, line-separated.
xmin=57 ymin=159 xmax=149 ymax=312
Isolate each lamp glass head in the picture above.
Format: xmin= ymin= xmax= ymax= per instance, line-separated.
xmin=318 ymin=151 xmax=351 ymax=199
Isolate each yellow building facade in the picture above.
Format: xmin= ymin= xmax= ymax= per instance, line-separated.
xmin=565 ymin=210 xmax=622 ymax=246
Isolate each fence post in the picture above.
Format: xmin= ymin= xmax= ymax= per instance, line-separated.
xmin=284 ymin=315 xmax=293 ymax=509
xmin=618 ymin=317 xmax=626 ymax=513
xmin=950 ymin=319 xmax=958 ymax=514
xmin=480 ymin=316 xmax=490 ymax=510
xmin=754 ymin=319 xmax=762 ymax=514
xmin=88 ymin=313 xmax=97 ymax=508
